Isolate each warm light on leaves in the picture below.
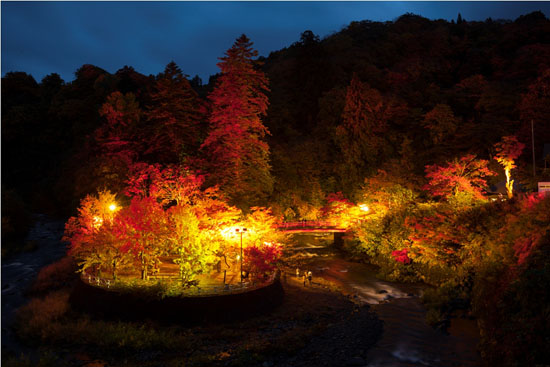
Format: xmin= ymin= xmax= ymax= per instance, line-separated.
xmin=424 ymin=154 xmax=495 ymax=201
xmin=220 ymin=225 xmax=250 ymax=241
xmin=494 ymin=136 xmax=525 ymax=199
xmin=244 ymin=242 xmax=282 ymax=280
xmin=92 ymin=216 xmax=103 ymax=229
xmin=391 ymin=248 xmax=411 ymax=264
xmin=65 ymin=168 xmax=283 ymax=286
xmin=359 ymin=204 xmax=370 ymax=212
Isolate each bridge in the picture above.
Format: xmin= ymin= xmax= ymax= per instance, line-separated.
xmin=277 ymin=220 xmax=347 ymax=233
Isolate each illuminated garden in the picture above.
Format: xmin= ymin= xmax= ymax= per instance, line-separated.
xmin=3 ymin=7 xmax=550 ymax=367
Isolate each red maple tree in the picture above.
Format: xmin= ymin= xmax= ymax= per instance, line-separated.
xmin=424 ymin=154 xmax=495 ymax=201
xmin=125 ymin=162 xmax=205 ymax=206
xmin=391 ymin=248 xmax=412 ymax=264
xmin=244 ymin=243 xmax=282 ymax=281
xmin=114 ymin=196 xmax=170 ymax=280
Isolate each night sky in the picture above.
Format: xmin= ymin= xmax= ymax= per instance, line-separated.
xmin=3 ymin=1 xmax=550 ymax=83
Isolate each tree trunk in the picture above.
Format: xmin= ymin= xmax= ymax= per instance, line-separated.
xmin=112 ymin=260 xmax=117 ymax=281
xmin=505 ymin=168 xmax=513 ymax=199
xmin=140 ymin=252 xmax=147 ymax=280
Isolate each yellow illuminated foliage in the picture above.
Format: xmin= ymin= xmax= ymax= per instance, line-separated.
xmin=242 ymin=207 xmax=287 ymax=248
xmin=65 ymin=177 xmax=285 ymax=287
xmin=322 ymin=193 xmax=374 ymax=229
xmin=494 ymin=136 xmax=525 ymax=199
xmin=167 ymin=205 xmax=220 ymax=286
xmin=64 ymin=190 xmax=130 ymax=278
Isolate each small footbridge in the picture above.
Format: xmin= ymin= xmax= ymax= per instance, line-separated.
xmin=277 ymin=220 xmax=347 ymax=233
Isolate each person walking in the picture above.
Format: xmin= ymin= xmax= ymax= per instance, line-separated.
xmin=303 ymin=273 xmax=307 ymax=286
xmin=307 ymin=271 xmax=312 ymax=286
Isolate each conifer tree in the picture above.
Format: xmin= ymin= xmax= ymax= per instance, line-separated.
xmin=422 ymin=104 xmax=460 ymax=145
xmin=335 ymin=74 xmax=394 ymax=193
xmin=146 ymin=62 xmax=207 ymax=164
xmin=89 ymin=91 xmax=142 ymax=193
xmin=201 ymin=35 xmax=273 ymax=208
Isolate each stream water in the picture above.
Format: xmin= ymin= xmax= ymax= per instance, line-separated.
xmin=2 ymin=221 xmax=480 ymax=366
xmin=1 ymin=214 xmax=67 ymax=355
xmin=288 ymin=233 xmax=481 ymax=367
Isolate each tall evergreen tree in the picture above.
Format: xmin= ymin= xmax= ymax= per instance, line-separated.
xmin=335 ymin=74 xmax=393 ymax=193
xmin=146 ymin=62 xmax=207 ymax=164
xmin=201 ymin=35 xmax=273 ymax=208
xmin=92 ymin=91 xmax=142 ymax=193
xmin=519 ymin=69 xmax=550 ymax=164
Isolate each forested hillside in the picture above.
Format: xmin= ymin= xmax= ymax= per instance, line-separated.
xmin=3 ymin=12 xmax=550 ymax=224
xmin=3 ymin=12 xmax=550 ymax=366
xmin=263 ymin=12 xmax=550 ymax=216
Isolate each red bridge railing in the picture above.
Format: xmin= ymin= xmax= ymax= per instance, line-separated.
xmin=277 ymin=220 xmax=340 ymax=230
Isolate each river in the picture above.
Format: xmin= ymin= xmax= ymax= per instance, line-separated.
xmin=1 ymin=221 xmax=481 ymax=366
xmin=287 ymin=233 xmax=481 ymax=367
xmin=1 ymin=214 xmax=67 ymax=355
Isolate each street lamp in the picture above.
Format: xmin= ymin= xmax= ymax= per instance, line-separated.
xmin=235 ymin=227 xmax=247 ymax=284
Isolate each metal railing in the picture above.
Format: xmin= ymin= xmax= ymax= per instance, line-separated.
xmin=81 ymin=271 xmax=279 ymax=297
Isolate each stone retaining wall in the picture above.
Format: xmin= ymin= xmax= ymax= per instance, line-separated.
xmin=69 ymin=273 xmax=284 ymax=324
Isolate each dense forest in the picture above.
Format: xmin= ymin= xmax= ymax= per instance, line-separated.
xmin=4 ymin=12 xmax=550 ymax=220
xmin=3 ymin=12 xmax=550 ymax=366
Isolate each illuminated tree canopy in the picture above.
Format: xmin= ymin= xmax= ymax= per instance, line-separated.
xmin=4 ymin=14 xmax=550 ymax=366
xmin=201 ymin=34 xmax=273 ymax=208
xmin=424 ymin=154 xmax=495 ymax=201
xmin=64 ymin=165 xmax=283 ymax=288
xmin=494 ymin=135 xmax=525 ymax=199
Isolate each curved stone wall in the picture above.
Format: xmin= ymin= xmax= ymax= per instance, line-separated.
xmin=69 ymin=276 xmax=284 ymax=324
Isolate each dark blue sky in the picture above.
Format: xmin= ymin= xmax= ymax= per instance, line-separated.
xmin=3 ymin=2 xmax=550 ymax=83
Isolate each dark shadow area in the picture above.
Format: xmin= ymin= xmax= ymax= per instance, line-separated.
xmin=69 ymin=277 xmax=284 ymax=325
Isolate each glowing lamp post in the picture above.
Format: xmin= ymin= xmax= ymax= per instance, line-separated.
xmin=104 ymin=203 xmax=118 ymax=224
xmin=235 ymin=227 xmax=247 ymax=284
xmin=359 ymin=204 xmax=369 ymax=212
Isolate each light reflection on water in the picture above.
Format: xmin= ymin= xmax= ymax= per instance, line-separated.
xmin=288 ymin=233 xmax=481 ymax=367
